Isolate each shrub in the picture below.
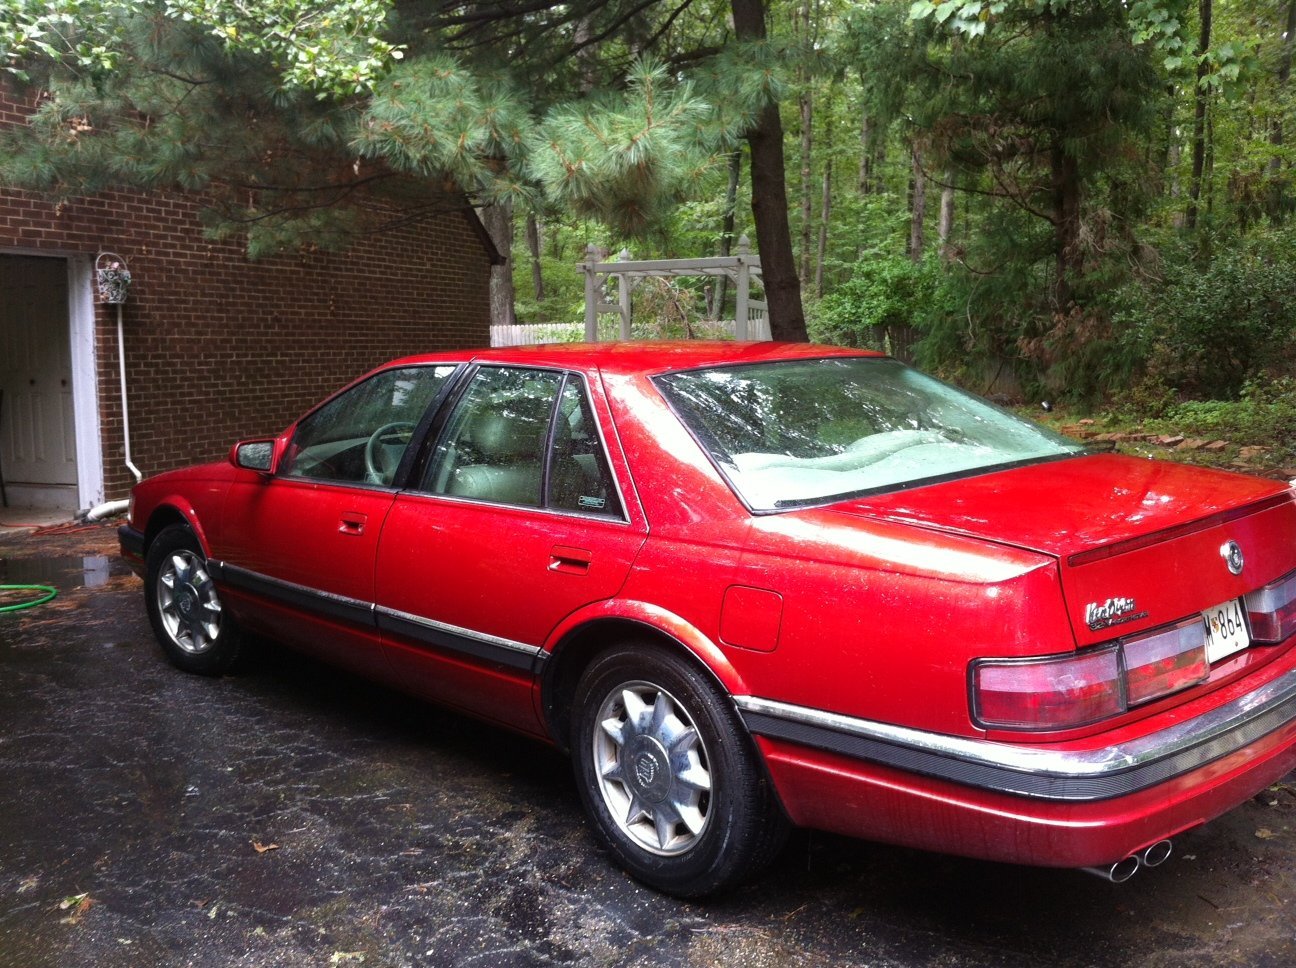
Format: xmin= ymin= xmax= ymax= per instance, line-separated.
xmin=1112 ymin=230 xmax=1296 ymax=399
xmin=1158 ymin=377 xmax=1296 ymax=448
xmin=810 ymin=254 xmax=953 ymax=357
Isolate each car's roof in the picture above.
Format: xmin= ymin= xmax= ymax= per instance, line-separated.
xmin=388 ymin=341 xmax=884 ymax=377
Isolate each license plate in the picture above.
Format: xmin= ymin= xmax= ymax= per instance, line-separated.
xmin=1203 ymin=598 xmax=1250 ymax=663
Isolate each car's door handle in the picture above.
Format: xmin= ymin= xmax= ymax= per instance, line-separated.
xmin=339 ymin=512 xmax=367 ymax=535
xmin=549 ymin=545 xmax=592 ymax=574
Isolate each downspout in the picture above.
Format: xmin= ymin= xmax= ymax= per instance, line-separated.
xmin=116 ymin=302 xmax=142 ymax=484
xmin=82 ymin=254 xmax=136 ymax=522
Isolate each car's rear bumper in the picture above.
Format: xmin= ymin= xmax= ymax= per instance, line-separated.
xmin=739 ymin=647 xmax=1296 ymax=868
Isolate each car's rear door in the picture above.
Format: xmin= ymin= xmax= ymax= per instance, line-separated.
xmin=213 ymin=363 xmax=459 ymax=678
xmin=373 ymin=365 xmax=647 ymax=735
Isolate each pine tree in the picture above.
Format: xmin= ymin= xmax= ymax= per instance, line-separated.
xmin=2 ymin=0 xmax=813 ymax=338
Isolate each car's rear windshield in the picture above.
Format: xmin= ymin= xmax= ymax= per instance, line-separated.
xmin=654 ymin=356 xmax=1085 ymax=510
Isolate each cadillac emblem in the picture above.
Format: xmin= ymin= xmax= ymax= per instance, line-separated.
xmin=1221 ymin=540 xmax=1244 ymax=576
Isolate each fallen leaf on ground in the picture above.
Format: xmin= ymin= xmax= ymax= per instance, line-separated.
xmin=1255 ymin=827 xmax=1278 ymax=840
xmin=57 ymin=893 xmax=94 ymax=923
xmin=251 ymin=841 xmax=280 ymax=854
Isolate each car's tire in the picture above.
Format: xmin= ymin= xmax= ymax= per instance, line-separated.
xmin=144 ymin=523 xmax=243 ymax=676
xmin=571 ymin=642 xmax=788 ymax=897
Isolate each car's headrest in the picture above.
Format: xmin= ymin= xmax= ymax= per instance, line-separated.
xmin=466 ymin=406 xmax=544 ymax=460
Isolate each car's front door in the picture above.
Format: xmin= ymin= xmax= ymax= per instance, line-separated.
xmin=214 ymin=363 xmax=458 ymax=678
xmin=373 ymin=365 xmax=647 ymax=735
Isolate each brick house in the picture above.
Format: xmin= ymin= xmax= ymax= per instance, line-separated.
xmin=0 ymin=87 xmax=498 ymax=512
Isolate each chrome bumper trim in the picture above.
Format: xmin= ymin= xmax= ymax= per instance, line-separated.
xmin=736 ymin=663 xmax=1296 ymax=801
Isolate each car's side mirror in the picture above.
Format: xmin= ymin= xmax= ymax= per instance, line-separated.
xmin=231 ymin=438 xmax=277 ymax=475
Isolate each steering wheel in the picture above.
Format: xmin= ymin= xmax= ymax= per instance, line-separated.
xmin=364 ymin=421 xmax=416 ymax=485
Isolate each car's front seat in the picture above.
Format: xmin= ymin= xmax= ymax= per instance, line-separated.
xmin=445 ymin=407 xmax=545 ymax=506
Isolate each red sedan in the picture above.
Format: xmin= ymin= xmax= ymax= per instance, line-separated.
xmin=120 ymin=342 xmax=1296 ymax=896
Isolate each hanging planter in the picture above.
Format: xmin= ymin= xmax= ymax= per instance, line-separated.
xmin=95 ymin=251 xmax=132 ymax=304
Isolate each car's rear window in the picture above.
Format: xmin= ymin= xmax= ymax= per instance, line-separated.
xmin=654 ymin=356 xmax=1084 ymax=510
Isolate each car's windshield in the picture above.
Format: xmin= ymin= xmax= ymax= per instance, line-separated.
xmin=655 ymin=356 xmax=1085 ymax=510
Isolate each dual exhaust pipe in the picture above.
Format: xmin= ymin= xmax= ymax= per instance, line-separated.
xmin=1082 ymin=839 xmax=1173 ymax=883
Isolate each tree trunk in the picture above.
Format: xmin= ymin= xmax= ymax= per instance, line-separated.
xmin=908 ymin=143 xmax=926 ymax=262
xmin=732 ymin=0 xmax=806 ymax=341
xmin=1051 ymin=143 xmax=1081 ymax=307
xmin=797 ymin=0 xmax=813 ymax=286
xmin=799 ymin=87 xmax=813 ymax=285
xmin=715 ymin=150 xmax=742 ymax=319
xmin=938 ymin=171 xmax=956 ymax=261
xmin=858 ymin=96 xmax=872 ymax=194
xmin=815 ymin=155 xmax=832 ymax=297
xmin=1187 ymin=0 xmax=1212 ymax=230
xmin=1153 ymin=83 xmax=1176 ymax=200
xmin=481 ymin=201 xmax=516 ymax=326
xmin=1269 ymin=0 xmax=1296 ymax=219
xmin=525 ymin=212 xmax=544 ymax=302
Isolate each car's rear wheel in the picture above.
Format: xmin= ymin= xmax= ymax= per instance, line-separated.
xmin=571 ymin=643 xmax=787 ymax=897
xmin=145 ymin=523 xmax=242 ymax=676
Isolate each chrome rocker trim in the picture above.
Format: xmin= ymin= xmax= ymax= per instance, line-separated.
xmin=736 ymin=664 xmax=1296 ymax=802
xmin=375 ymin=605 xmax=542 ymax=672
xmin=210 ymin=560 xmax=545 ymax=672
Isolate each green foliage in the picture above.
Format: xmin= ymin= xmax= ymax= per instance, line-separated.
xmin=526 ymin=59 xmax=722 ymax=236
xmin=165 ymin=0 xmax=402 ymax=94
xmin=1157 ymin=377 xmax=1296 ymax=449
xmin=2 ymin=0 xmax=132 ymax=80
xmin=356 ymin=54 xmax=530 ymax=204
xmin=2 ymin=1 xmax=809 ymax=256
xmin=2 ymin=0 xmax=402 ymax=94
xmin=1111 ymin=229 xmax=1296 ymax=399
xmin=1111 ymin=374 xmax=1178 ymax=422
xmin=0 ymin=11 xmax=390 ymax=256
xmin=512 ymin=248 xmax=589 ymax=326
xmin=809 ymin=254 xmax=951 ymax=350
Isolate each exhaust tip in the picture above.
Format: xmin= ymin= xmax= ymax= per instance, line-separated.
xmin=1140 ymin=840 xmax=1173 ymax=868
xmin=1081 ymin=855 xmax=1141 ymax=883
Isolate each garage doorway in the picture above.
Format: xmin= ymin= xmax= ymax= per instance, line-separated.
xmin=0 ymin=253 xmax=100 ymax=511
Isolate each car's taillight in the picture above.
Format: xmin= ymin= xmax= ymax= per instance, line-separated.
xmin=1122 ymin=616 xmax=1210 ymax=705
xmin=972 ymin=648 xmax=1123 ymax=730
xmin=1245 ymin=569 xmax=1296 ymax=644
xmin=973 ymin=616 xmax=1214 ymax=730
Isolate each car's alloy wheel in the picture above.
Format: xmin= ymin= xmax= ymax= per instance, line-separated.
xmin=571 ymin=643 xmax=787 ymax=897
xmin=145 ymin=524 xmax=243 ymax=675
xmin=156 ymin=548 xmax=222 ymax=654
xmin=591 ymin=678 xmax=713 ymax=856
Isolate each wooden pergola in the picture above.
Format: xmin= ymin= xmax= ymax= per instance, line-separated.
xmin=579 ymin=236 xmax=770 ymax=342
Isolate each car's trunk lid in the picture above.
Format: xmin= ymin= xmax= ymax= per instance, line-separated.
xmin=830 ymin=453 xmax=1296 ymax=647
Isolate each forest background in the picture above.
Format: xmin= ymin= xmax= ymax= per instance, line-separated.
xmin=4 ymin=0 xmax=1296 ymax=468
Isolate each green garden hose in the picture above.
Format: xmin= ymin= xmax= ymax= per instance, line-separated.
xmin=0 ymin=584 xmax=58 ymax=612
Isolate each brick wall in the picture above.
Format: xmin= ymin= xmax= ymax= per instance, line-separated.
xmin=1 ymin=87 xmax=492 ymax=499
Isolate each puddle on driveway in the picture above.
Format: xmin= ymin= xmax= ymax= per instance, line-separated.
xmin=0 ymin=555 xmax=130 ymax=589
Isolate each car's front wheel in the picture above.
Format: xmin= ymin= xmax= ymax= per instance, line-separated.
xmin=145 ymin=523 xmax=242 ymax=676
xmin=571 ymin=643 xmax=787 ymax=897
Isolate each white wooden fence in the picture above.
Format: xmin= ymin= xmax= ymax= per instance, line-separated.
xmin=491 ymin=315 xmax=770 ymax=347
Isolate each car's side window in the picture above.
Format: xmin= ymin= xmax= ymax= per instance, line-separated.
xmin=547 ymin=375 xmax=623 ymax=517
xmin=423 ymin=367 xmax=563 ymax=507
xmin=420 ymin=368 xmax=623 ymax=516
xmin=280 ymin=364 xmax=456 ymax=485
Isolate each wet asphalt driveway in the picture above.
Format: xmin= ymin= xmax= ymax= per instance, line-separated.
xmin=2 ymin=523 xmax=1295 ymax=968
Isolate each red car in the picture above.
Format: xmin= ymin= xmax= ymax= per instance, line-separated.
xmin=120 ymin=342 xmax=1296 ymax=896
